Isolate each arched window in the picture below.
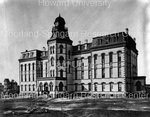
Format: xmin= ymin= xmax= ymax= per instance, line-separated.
xmin=49 ymin=82 xmax=53 ymax=91
xmin=102 ymin=82 xmax=106 ymax=92
xmin=59 ymin=82 xmax=63 ymax=91
xmin=94 ymin=82 xmax=98 ymax=91
xmin=60 ymin=69 xmax=63 ymax=78
xmin=33 ymin=84 xmax=35 ymax=91
xmin=51 ymin=57 xmax=54 ymax=66
xmin=88 ymin=83 xmax=91 ymax=91
xmin=25 ymin=85 xmax=27 ymax=91
xmin=69 ymin=65 xmax=71 ymax=73
xmin=75 ymin=83 xmax=78 ymax=91
xmin=53 ymin=70 xmax=55 ymax=77
xmin=136 ymin=81 xmax=141 ymax=91
xmin=59 ymin=56 xmax=64 ymax=66
xmin=50 ymin=47 xmax=52 ymax=54
xmin=81 ymin=83 xmax=84 ymax=91
xmin=59 ymin=45 xmax=63 ymax=54
xmin=53 ymin=46 xmax=55 ymax=54
xmin=44 ymin=82 xmax=48 ymax=92
xmin=39 ymin=82 xmax=43 ymax=91
xmin=109 ymin=82 xmax=114 ymax=92
xmin=29 ymin=84 xmax=31 ymax=91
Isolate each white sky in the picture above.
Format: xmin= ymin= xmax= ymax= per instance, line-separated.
xmin=0 ymin=0 xmax=149 ymax=84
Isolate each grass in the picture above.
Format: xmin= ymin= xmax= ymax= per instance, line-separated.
xmin=1 ymin=98 xmax=150 ymax=117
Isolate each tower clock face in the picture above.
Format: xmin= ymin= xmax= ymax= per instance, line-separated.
xmin=55 ymin=22 xmax=59 ymax=26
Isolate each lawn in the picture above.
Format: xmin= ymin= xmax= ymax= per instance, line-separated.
xmin=1 ymin=97 xmax=150 ymax=117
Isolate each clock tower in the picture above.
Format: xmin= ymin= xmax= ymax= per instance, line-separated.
xmin=47 ymin=15 xmax=73 ymax=95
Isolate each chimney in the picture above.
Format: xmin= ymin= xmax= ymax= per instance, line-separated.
xmin=43 ymin=47 xmax=46 ymax=51
xmin=85 ymin=39 xmax=88 ymax=49
xmin=78 ymin=41 xmax=81 ymax=51
xmin=125 ymin=28 xmax=129 ymax=35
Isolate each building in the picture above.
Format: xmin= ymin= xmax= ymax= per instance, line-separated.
xmin=3 ymin=79 xmax=19 ymax=94
xmin=18 ymin=15 xmax=146 ymax=96
xmin=146 ymin=84 xmax=150 ymax=95
xmin=0 ymin=83 xmax=4 ymax=94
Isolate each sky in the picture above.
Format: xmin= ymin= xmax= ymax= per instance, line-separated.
xmin=0 ymin=0 xmax=149 ymax=84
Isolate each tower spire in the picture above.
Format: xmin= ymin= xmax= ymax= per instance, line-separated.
xmin=59 ymin=13 xmax=61 ymax=17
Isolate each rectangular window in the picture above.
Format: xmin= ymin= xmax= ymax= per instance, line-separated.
xmin=29 ymin=73 xmax=30 ymax=81
xmin=25 ymin=74 xmax=26 ymax=82
xmin=94 ymin=55 xmax=97 ymax=79
xmin=118 ymin=83 xmax=122 ymax=92
xmin=88 ymin=83 xmax=91 ymax=91
xmin=110 ymin=83 xmax=113 ymax=92
xmin=29 ymin=85 xmax=31 ymax=91
xmin=102 ymin=68 xmax=105 ymax=78
xmin=33 ymin=85 xmax=35 ymax=91
xmin=110 ymin=67 xmax=113 ymax=78
xmin=102 ymin=83 xmax=105 ymax=92
xmin=32 ymin=63 xmax=34 ymax=71
xmin=21 ymin=65 xmax=23 ymax=71
xmin=118 ymin=67 xmax=121 ymax=77
xmin=102 ymin=54 xmax=105 ymax=67
xmin=21 ymin=74 xmax=23 ymax=82
xmin=88 ymin=56 xmax=91 ymax=79
xmin=45 ymin=62 xmax=47 ymax=77
xmin=75 ymin=84 xmax=78 ymax=91
xmin=81 ymin=58 xmax=84 ymax=79
xmin=21 ymin=85 xmax=23 ymax=91
xmin=74 ymin=58 xmax=77 ymax=80
xmin=118 ymin=52 xmax=121 ymax=77
xmin=109 ymin=53 xmax=113 ymax=63
xmin=33 ymin=72 xmax=34 ymax=81
xmin=25 ymin=85 xmax=27 ymax=91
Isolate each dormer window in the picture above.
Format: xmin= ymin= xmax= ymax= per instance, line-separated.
xmin=26 ymin=53 xmax=29 ymax=58
xmin=22 ymin=54 xmax=26 ymax=58
xmin=78 ymin=45 xmax=81 ymax=51
xmin=30 ymin=52 xmax=34 ymax=57
xmin=78 ymin=41 xmax=81 ymax=51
